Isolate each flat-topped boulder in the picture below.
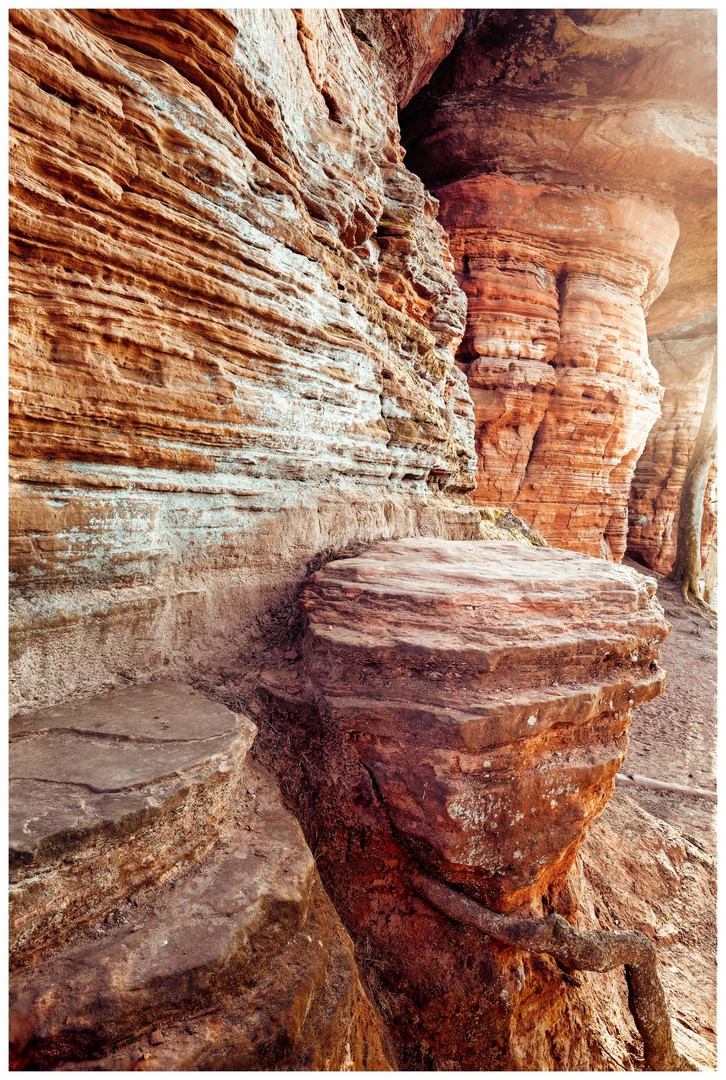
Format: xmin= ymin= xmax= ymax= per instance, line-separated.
xmin=259 ymin=537 xmax=670 ymax=1068
xmin=10 ymin=682 xmax=255 ymax=965
xmin=297 ymin=538 xmax=669 ymax=910
xmin=11 ymin=759 xmax=391 ymax=1071
xmin=10 ymin=682 xmax=393 ymax=1069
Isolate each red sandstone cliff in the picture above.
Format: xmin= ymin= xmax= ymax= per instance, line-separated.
xmin=7 ymin=9 xmax=717 ymax=1073
xmin=402 ymin=9 xmax=716 ymax=561
xmin=9 ymin=8 xmax=475 ymax=712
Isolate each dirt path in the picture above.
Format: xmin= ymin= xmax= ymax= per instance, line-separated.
xmin=619 ymin=559 xmax=717 ymax=853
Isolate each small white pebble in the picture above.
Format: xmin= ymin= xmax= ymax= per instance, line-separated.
xmin=527 ymin=715 xmax=537 ymax=727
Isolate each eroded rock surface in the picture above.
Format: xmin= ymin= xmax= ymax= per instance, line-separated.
xmin=628 ymin=313 xmax=717 ymax=574
xmin=435 ymin=176 xmax=674 ymax=558
xmin=578 ymin=790 xmax=716 ymax=1070
xmin=9 ymin=683 xmax=393 ymax=1070
xmin=401 ymin=9 xmax=716 ymax=560
xmin=343 ymin=10 xmax=465 ymax=107
xmin=259 ymin=538 xmax=670 ymax=1068
xmin=9 ymin=8 xmax=478 ymax=714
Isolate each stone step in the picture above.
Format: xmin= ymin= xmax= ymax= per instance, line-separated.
xmin=9 ymin=682 xmax=393 ymax=1070
xmin=10 ymin=681 xmax=255 ymax=966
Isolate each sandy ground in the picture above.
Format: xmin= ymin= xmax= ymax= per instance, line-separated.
xmin=619 ymin=560 xmax=717 ymax=853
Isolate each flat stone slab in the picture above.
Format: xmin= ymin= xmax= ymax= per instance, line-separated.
xmin=10 ymin=760 xmax=391 ymax=1071
xmin=10 ymin=682 xmax=255 ymax=964
xmin=11 ymin=680 xmax=239 ymax=743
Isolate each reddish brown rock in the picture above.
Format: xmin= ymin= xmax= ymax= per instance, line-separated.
xmin=402 ymin=9 xmax=716 ymax=333
xmin=8 ymin=8 xmax=477 ymax=714
xmin=9 ymin=683 xmax=393 ymax=1070
xmin=344 ymin=10 xmax=465 ymax=107
xmin=260 ymin=537 xmax=670 ymax=1068
xmin=436 ymin=175 xmax=675 ymax=558
xmin=628 ymin=313 xmax=717 ymax=574
xmin=10 ymin=682 xmax=255 ymax=966
xmin=401 ymin=10 xmax=716 ymax=560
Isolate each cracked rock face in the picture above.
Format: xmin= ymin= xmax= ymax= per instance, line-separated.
xmin=9 ymin=8 xmax=477 ymax=713
xmin=260 ymin=538 xmax=669 ymax=1067
xmin=9 ymin=682 xmax=393 ymax=1070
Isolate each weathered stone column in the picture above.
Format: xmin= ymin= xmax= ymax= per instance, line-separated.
xmin=628 ymin=313 xmax=717 ymax=573
xmin=436 ymin=176 xmax=677 ymax=558
xmin=262 ymin=537 xmax=669 ymax=1069
xmin=401 ymin=9 xmax=716 ymax=562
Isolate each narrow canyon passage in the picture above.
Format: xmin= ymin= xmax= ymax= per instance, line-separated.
xmin=8 ymin=7 xmax=716 ymax=1073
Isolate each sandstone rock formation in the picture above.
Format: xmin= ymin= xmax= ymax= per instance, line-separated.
xmin=628 ymin=312 xmax=717 ymax=574
xmin=7 ymin=9 xmax=716 ymax=1073
xmin=401 ymin=9 xmax=716 ymax=561
xmin=8 ymin=8 xmax=477 ymax=714
xmin=260 ymin=537 xmax=671 ymax=1068
xmin=435 ymin=176 xmax=674 ymax=558
xmin=10 ymin=683 xmax=393 ymax=1070
xmin=343 ymin=10 xmax=465 ymax=107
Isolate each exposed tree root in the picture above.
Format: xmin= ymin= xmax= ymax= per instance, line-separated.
xmin=616 ymin=772 xmax=717 ymax=803
xmin=412 ymin=872 xmax=696 ymax=1072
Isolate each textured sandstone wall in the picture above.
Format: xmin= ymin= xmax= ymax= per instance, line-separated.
xmin=628 ymin=313 xmax=717 ymax=574
xmin=9 ymin=8 xmax=476 ymax=713
xmin=435 ymin=176 xmax=675 ymax=558
xmin=401 ymin=9 xmax=716 ymax=562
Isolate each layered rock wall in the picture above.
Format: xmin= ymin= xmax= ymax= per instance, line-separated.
xmin=9 ymin=8 xmax=476 ymax=713
xmin=436 ymin=175 xmax=675 ymax=557
xmin=401 ymin=9 xmax=716 ymax=562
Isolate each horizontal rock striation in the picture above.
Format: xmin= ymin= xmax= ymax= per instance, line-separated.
xmin=10 ymin=682 xmax=255 ymax=965
xmin=260 ymin=538 xmax=669 ymax=1068
xmin=401 ymin=9 xmax=716 ymax=561
xmin=343 ymin=9 xmax=465 ymax=108
xmin=628 ymin=313 xmax=717 ymax=574
xmin=436 ymin=175 xmax=674 ymax=557
xmin=9 ymin=8 xmax=476 ymax=713
xmin=10 ymin=683 xmax=393 ymax=1070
